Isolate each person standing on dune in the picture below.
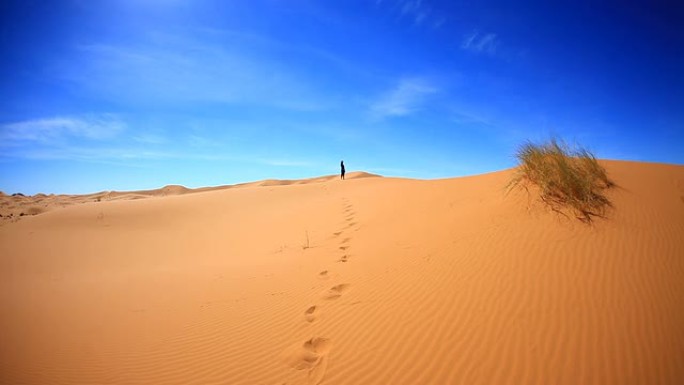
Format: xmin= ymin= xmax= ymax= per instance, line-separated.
xmin=340 ymin=160 xmax=346 ymax=180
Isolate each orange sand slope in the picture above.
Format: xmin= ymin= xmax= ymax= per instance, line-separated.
xmin=1 ymin=161 xmax=683 ymax=385
xmin=0 ymin=172 xmax=378 ymax=224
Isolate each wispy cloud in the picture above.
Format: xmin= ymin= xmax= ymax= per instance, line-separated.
xmin=370 ymin=77 xmax=438 ymax=119
xmin=133 ymin=133 xmax=167 ymax=145
xmin=0 ymin=115 xmax=167 ymax=163
xmin=63 ymin=32 xmax=327 ymax=111
xmin=400 ymin=0 xmax=427 ymax=24
xmin=452 ymin=109 xmax=497 ymax=128
xmin=200 ymin=27 xmax=374 ymax=81
xmin=7 ymin=146 xmax=173 ymax=162
xmin=0 ymin=115 xmax=125 ymax=145
xmin=378 ymin=0 xmax=446 ymax=29
xmin=461 ymin=31 xmax=499 ymax=55
xmin=0 ymin=115 xmax=318 ymax=168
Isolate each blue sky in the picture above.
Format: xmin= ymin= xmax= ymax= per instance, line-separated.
xmin=1 ymin=0 xmax=682 ymax=194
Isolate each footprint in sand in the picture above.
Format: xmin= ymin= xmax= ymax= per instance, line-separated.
xmin=339 ymin=245 xmax=349 ymax=251
xmin=305 ymin=305 xmax=320 ymax=323
xmin=323 ymin=284 xmax=350 ymax=299
xmin=337 ymin=255 xmax=349 ymax=263
xmin=346 ymin=222 xmax=357 ymax=228
xmin=281 ymin=337 xmax=331 ymax=385
xmin=318 ymin=270 xmax=329 ymax=279
xmin=340 ymin=237 xmax=351 ymax=244
xmin=332 ymin=231 xmax=342 ymax=237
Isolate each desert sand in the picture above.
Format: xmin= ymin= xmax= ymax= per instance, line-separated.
xmin=1 ymin=161 xmax=683 ymax=384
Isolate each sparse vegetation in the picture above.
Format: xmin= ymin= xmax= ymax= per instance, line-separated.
xmin=26 ymin=206 xmax=45 ymax=216
xmin=303 ymin=230 xmax=310 ymax=250
xmin=507 ymin=138 xmax=614 ymax=222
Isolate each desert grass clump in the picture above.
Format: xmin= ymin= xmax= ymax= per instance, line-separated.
xmin=508 ymin=138 xmax=614 ymax=222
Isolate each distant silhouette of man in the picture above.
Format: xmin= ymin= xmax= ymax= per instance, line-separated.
xmin=340 ymin=160 xmax=346 ymax=180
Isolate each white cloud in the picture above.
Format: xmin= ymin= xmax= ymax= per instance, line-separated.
xmin=432 ymin=16 xmax=446 ymax=30
xmin=379 ymin=0 xmax=446 ymax=28
xmin=461 ymin=31 xmax=499 ymax=55
xmin=0 ymin=115 xmax=318 ymax=168
xmin=133 ymin=133 xmax=167 ymax=144
xmin=65 ymin=34 xmax=327 ymax=111
xmin=0 ymin=115 xmax=125 ymax=145
xmin=400 ymin=0 xmax=430 ymax=26
xmin=370 ymin=77 xmax=438 ymax=119
xmin=0 ymin=115 xmax=166 ymax=164
xmin=10 ymin=146 xmax=172 ymax=161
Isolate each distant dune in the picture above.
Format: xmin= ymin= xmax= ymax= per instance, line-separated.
xmin=0 ymin=171 xmax=379 ymax=224
xmin=1 ymin=161 xmax=683 ymax=384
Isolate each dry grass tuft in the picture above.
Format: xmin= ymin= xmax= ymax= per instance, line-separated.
xmin=508 ymin=138 xmax=614 ymax=222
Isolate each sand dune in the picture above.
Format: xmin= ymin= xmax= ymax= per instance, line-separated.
xmin=0 ymin=172 xmax=377 ymax=225
xmin=1 ymin=161 xmax=683 ymax=384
